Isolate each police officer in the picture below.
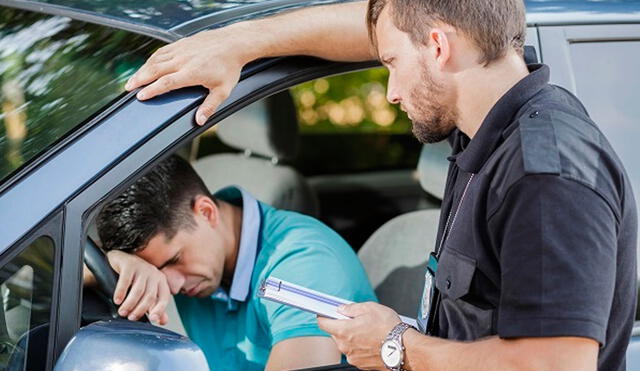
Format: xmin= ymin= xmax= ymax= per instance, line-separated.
xmin=125 ymin=0 xmax=637 ymax=369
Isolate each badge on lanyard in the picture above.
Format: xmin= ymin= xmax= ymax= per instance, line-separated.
xmin=417 ymin=252 xmax=439 ymax=333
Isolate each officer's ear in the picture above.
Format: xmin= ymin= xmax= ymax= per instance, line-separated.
xmin=427 ymin=27 xmax=451 ymax=71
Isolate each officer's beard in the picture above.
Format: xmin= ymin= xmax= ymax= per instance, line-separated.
xmin=408 ymin=63 xmax=459 ymax=144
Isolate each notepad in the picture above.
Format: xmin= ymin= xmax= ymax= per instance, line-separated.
xmin=258 ymin=276 xmax=417 ymax=328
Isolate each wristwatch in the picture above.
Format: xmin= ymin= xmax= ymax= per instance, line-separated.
xmin=380 ymin=322 xmax=413 ymax=371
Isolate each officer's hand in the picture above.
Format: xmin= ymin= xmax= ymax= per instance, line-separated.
xmin=106 ymin=250 xmax=171 ymax=325
xmin=125 ymin=24 xmax=252 ymax=126
xmin=317 ymin=302 xmax=401 ymax=370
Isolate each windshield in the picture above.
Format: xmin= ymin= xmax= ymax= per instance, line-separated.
xmin=0 ymin=7 xmax=164 ymax=185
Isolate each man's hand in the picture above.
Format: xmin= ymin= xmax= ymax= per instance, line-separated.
xmin=317 ymin=302 xmax=401 ymax=370
xmin=125 ymin=26 xmax=249 ymax=126
xmin=106 ymin=250 xmax=171 ymax=325
xmin=125 ymin=2 xmax=371 ymax=126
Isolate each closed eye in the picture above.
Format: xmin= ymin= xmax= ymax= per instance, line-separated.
xmin=159 ymin=252 xmax=181 ymax=270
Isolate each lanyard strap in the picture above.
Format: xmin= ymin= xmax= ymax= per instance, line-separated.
xmin=425 ymin=172 xmax=475 ymax=335
xmin=436 ymin=173 xmax=475 ymax=258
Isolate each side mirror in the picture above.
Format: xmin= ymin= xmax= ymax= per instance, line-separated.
xmin=54 ymin=320 xmax=208 ymax=371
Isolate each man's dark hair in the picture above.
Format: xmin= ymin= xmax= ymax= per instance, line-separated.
xmin=97 ymin=155 xmax=212 ymax=252
xmin=366 ymin=0 xmax=526 ymax=66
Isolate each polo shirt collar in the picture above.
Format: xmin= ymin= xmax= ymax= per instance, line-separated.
xmin=455 ymin=64 xmax=550 ymax=173
xmin=210 ymin=186 xmax=261 ymax=311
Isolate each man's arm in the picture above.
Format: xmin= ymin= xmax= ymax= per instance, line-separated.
xmin=82 ymin=250 xmax=171 ymax=324
xmin=126 ymin=1 xmax=372 ymax=125
xmin=317 ymin=302 xmax=598 ymax=371
xmin=403 ymin=330 xmax=598 ymax=371
xmin=265 ymin=336 xmax=342 ymax=371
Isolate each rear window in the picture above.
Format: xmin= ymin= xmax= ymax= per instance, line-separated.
xmin=0 ymin=7 xmax=163 ymax=185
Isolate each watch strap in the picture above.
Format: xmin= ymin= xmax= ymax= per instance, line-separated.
xmin=383 ymin=322 xmax=414 ymax=371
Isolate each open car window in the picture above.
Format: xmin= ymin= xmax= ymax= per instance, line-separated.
xmin=0 ymin=7 xmax=163 ymax=186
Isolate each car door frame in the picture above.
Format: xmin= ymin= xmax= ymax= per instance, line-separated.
xmin=52 ymin=56 xmax=378 ymax=362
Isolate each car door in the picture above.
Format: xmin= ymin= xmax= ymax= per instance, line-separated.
xmin=538 ymin=22 xmax=640 ymax=367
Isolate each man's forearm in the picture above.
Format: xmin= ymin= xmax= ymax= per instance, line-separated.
xmin=230 ymin=1 xmax=374 ymax=65
xmin=402 ymin=330 xmax=597 ymax=371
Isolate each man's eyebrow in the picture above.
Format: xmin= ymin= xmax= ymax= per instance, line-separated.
xmin=158 ymin=253 xmax=179 ymax=270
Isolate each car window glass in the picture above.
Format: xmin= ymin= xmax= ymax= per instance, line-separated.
xmin=0 ymin=7 xmax=163 ymax=185
xmin=0 ymin=236 xmax=54 ymax=370
xmin=569 ymin=40 xmax=640 ymax=223
xmin=196 ymin=68 xmax=422 ymax=175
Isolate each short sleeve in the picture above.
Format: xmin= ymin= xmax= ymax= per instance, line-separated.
xmin=256 ymin=242 xmax=376 ymax=346
xmin=488 ymin=174 xmax=618 ymax=345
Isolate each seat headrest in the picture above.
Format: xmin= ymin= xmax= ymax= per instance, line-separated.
xmin=417 ymin=141 xmax=451 ymax=200
xmin=216 ymin=91 xmax=299 ymax=161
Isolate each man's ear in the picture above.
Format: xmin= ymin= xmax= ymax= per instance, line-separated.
xmin=192 ymin=195 xmax=219 ymax=228
xmin=428 ymin=27 xmax=451 ymax=71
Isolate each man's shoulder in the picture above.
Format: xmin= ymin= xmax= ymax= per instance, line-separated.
xmin=487 ymin=85 xmax=628 ymax=214
xmin=254 ymin=203 xmax=374 ymax=296
xmin=259 ymin=202 xmax=346 ymax=248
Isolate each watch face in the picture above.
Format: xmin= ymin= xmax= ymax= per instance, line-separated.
xmin=381 ymin=339 xmax=402 ymax=368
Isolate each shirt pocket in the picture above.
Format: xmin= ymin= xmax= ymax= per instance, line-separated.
xmin=435 ymin=249 xmax=495 ymax=340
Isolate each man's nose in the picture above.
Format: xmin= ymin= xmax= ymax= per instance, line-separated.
xmin=386 ymin=77 xmax=401 ymax=104
xmin=163 ymin=268 xmax=186 ymax=295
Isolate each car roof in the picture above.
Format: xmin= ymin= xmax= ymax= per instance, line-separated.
xmin=2 ymin=0 xmax=640 ymax=42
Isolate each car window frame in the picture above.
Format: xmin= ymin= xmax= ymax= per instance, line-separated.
xmin=0 ymin=210 xmax=62 ymax=371
xmin=52 ymin=56 xmax=377 ymax=363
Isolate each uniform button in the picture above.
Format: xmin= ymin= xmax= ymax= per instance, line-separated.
xmin=446 ymin=278 xmax=452 ymax=289
xmin=529 ymin=111 xmax=539 ymax=118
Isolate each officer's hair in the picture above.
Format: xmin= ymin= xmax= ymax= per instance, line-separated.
xmin=366 ymin=0 xmax=526 ymax=66
xmin=96 ymin=155 xmax=213 ymax=252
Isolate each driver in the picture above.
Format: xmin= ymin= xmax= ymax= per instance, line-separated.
xmin=85 ymin=155 xmax=376 ymax=371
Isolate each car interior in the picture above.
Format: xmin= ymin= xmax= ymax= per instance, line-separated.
xmin=81 ymin=66 xmax=444 ymax=336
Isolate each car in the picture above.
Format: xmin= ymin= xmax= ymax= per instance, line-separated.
xmin=0 ymin=0 xmax=639 ymax=370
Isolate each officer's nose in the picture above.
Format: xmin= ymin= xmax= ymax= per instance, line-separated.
xmin=386 ymin=73 xmax=402 ymax=105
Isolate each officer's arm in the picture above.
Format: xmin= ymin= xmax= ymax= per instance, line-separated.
xmin=127 ymin=1 xmax=373 ymax=125
xmin=265 ymin=336 xmax=342 ymax=371
xmin=403 ymin=331 xmax=598 ymax=370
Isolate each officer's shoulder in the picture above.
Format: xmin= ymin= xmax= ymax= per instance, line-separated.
xmin=516 ymin=85 xmax=607 ymax=178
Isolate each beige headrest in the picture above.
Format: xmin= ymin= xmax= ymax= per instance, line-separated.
xmin=417 ymin=141 xmax=451 ymax=200
xmin=216 ymin=91 xmax=299 ymax=161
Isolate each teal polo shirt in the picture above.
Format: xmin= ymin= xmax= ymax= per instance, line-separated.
xmin=175 ymin=186 xmax=377 ymax=370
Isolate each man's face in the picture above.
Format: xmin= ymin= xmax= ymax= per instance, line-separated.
xmin=376 ymin=6 xmax=458 ymax=143
xmin=136 ymin=216 xmax=226 ymax=298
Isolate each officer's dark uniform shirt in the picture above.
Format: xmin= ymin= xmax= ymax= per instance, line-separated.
xmin=432 ymin=63 xmax=638 ymax=371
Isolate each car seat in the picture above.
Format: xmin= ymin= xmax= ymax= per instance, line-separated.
xmin=192 ymin=90 xmax=319 ymax=217
xmin=357 ymin=141 xmax=451 ymax=317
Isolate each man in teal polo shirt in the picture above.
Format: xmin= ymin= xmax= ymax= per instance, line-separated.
xmin=94 ymin=155 xmax=376 ymax=370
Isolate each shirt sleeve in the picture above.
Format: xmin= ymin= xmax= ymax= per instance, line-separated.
xmin=488 ymin=174 xmax=618 ymax=345
xmin=257 ymin=242 xmax=376 ymax=346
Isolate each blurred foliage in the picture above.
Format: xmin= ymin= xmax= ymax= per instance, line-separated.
xmin=290 ymin=68 xmax=413 ymax=134
xmin=0 ymin=7 xmax=163 ymax=184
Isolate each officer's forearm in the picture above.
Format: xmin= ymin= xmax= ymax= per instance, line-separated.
xmin=402 ymin=330 xmax=598 ymax=371
xmin=234 ymin=1 xmax=375 ymax=64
